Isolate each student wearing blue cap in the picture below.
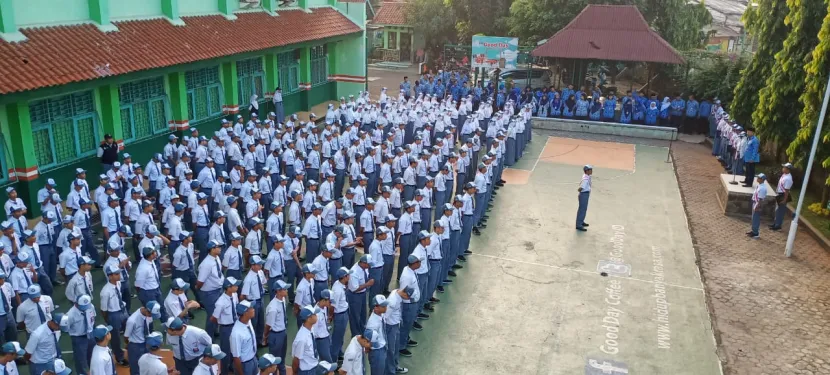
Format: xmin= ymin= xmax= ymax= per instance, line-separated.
xmin=25 ymin=312 xmax=68 ymax=375
xmin=291 ymin=305 xmax=321 ymax=375
xmin=224 ymin=232 xmax=244 ymax=280
xmin=0 ymin=270 xmax=16 ymax=344
xmin=311 ymin=290 xmax=333 ymax=362
xmin=231 ymin=300 xmax=258 ymax=375
xmin=339 ymin=329 xmax=372 ymax=375
xmin=366 ymin=295 xmax=389 ymax=374
xmin=172 ymin=231 xmax=201 ymax=306
xmin=199 ymin=240 xmax=227 ymax=339
xmin=396 ymin=202 xmax=415 ymax=282
xmin=241 ymin=255 xmax=267 ymax=343
xmin=100 ymin=265 xmax=128 ymax=367
xmin=398 ymin=254 xmax=422 ymax=357
xmin=0 ymin=341 xmax=25 ymax=375
xmin=65 ymin=255 xmax=94 ymax=304
xmin=384 ymin=286 xmax=412 ymax=373
xmin=67 ymin=294 xmax=95 ymax=375
xmin=192 ymin=344 xmax=227 ymax=375
xmin=125 ymin=301 xmax=161 ymax=375
xmin=212 ymin=276 xmax=241 ymax=372
xmin=166 ymin=316 xmax=212 ymax=375
xmin=265 ymin=280 xmax=290 ymax=375
xmin=294 ymin=265 xmax=317 ymax=328
xmin=165 ymin=278 xmax=200 ymax=325
xmin=135 ymin=244 xmax=168 ymax=322
xmin=576 ymin=164 xmax=593 ymax=231
xmin=137 ymin=331 xmax=166 ymax=374
xmin=20 ymin=230 xmax=55 ymax=297
xmin=747 ymin=173 xmax=768 ymax=239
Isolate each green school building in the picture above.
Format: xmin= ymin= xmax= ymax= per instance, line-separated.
xmin=0 ymin=0 xmax=368 ymax=218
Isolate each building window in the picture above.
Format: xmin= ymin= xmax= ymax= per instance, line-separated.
xmin=277 ymin=50 xmax=300 ymax=94
xmin=119 ymin=77 xmax=170 ymax=143
xmin=310 ymin=45 xmax=329 ymax=87
xmin=237 ymin=57 xmax=265 ymax=105
xmin=387 ymin=31 xmax=397 ymax=49
xmin=29 ymin=91 xmax=99 ymax=170
xmin=0 ymin=136 xmax=10 ymax=184
xmin=186 ymin=66 xmax=223 ymax=124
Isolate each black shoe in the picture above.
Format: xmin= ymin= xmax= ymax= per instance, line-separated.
xmin=399 ymin=349 xmax=413 ymax=357
xmin=443 ymin=279 xmax=453 ymax=283
xmin=473 ymin=228 xmax=482 ymax=236
xmin=499 ymin=179 xmax=506 ymax=184
xmin=457 ymin=255 xmax=467 ymax=262
xmin=745 ymin=231 xmax=754 ymax=235
xmin=768 ymin=225 xmax=781 ymax=231
xmin=407 ymin=339 xmax=418 ymax=347
xmin=412 ymin=322 xmax=423 ymax=330
xmin=338 ymin=355 xmax=344 ymax=362
xmin=417 ymin=313 xmax=430 ymax=319
xmin=117 ymin=359 xmax=130 ymax=367
xmin=424 ymin=304 xmax=435 ymax=311
xmin=430 ymin=297 xmax=440 ymax=303
xmin=582 ymin=223 xmax=589 ymax=227
xmin=477 ymin=224 xmax=487 ymax=229
xmin=742 ymin=184 xmax=752 ymax=188
xmin=396 ymin=367 xmax=410 ymax=373
xmin=464 ymin=249 xmax=472 ymax=255
xmin=576 ymin=227 xmax=587 ymax=231
xmin=482 ymin=215 xmax=490 ymax=219
xmin=437 ymin=286 xmax=445 ymax=293
xmin=450 ymin=267 xmax=461 ymax=273
xmin=492 ymin=192 xmax=498 ymax=196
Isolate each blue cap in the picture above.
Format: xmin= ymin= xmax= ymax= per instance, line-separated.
xmin=203 ymin=344 xmax=227 ymax=360
xmin=207 ymin=240 xmax=222 ymax=249
xmin=258 ymin=354 xmax=282 ymax=369
xmin=583 ymin=164 xmax=593 ymax=171
xmin=141 ymin=246 xmax=156 ymax=257
xmin=171 ymin=278 xmax=190 ymax=290
xmin=407 ymin=254 xmax=420 ymax=264
xmin=335 ymin=267 xmax=352 ymax=279
xmin=145 ymin=331 xmax=164 ymax=349
xmin=174 ymin=202 xmax=186 ymax=212
xmin=223 ymin=276 xmax=242 ymax=289
xmin=92 ymin=325 xmax=113 ymax=342
xmin=145 ymin=301 xmax=162 ymax=319
xmin=756 ymin=173 xmax=767 ymax=180
xmin=274 ymin=280 xmax=290 ymax=291
xmin=16 ymin=250 xmax=32 ymax=263
xmin=76 ymin=294 xmax=93 ymax=311
xmin=236 ymin=300 xmax=253 ymax=315
xmin=299 ymin=305 xmax=321 ymax=322
xmin=359 ymin=254 xmax=372 ymax=264
xmin=316 ymin=361 xmax=336 ymax=375
xmin=371 ymin=295 xmax=389 ymax=307
xmin=0 ymin=342 xmax=24 ymax=356
xmin=165 ymin=317 xmax=184 ymax=330
xmin=190 ymin=180 xmax=200 ymax=188
xmin=403 ymin=286 xmax=415 ymax=296
xmin=27 ymin=285 xmax=41 ymax=299
xmin=319 ymin=289 xmax=332 ymax=300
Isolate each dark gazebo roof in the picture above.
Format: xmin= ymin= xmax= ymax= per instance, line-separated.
xmin=532 ymin=5 xmax=685 ymax=65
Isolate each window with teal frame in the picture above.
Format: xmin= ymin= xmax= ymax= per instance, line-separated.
xmin=29 ymin=91 xmax=99 ymax=170
xmin=237 ymin=57 xmax=265 ymax=106
xmin=277 ymin=50 xmax=300 ymax=94
xmin=119 ymin=77 xmax=170 ymax=143
xmin=310 ymin=45 xmax=329 ymax=87
xmin=186 ymin=66 xmax=223 ymax=124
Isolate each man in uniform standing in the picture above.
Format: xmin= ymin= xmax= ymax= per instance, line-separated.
xmin=576 ymin=165 xmax=592 ymax=232
xmin=770 ymin=163 xmax=794 ymax=231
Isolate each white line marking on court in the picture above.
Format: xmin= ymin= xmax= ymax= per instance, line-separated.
xmin=470 ymin=253 xmax=704 ymax=292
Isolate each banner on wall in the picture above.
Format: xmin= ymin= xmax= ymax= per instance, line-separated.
xmin=471 ymin=36 xmax=519 ymax=70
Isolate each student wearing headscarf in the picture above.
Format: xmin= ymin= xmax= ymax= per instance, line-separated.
xmin=550 ymin=91 xmax=562 ymax=118
xmin=589 ymin=97 xmax=602 ymax=121
xmin=645 ymin=101 xmax=659 ymax=126
xmin=562 ymin=94 xmax=576 ymax=118
xmin=602 ymin=92 xmax=616 ymax=122
xmin=659 ymin=97 xmax=671 ymax=126
xmin=575 ymin=94 xmax=589 ymax=120
xmin=619 ymin=97 xmax=633 ymax=124
xmin=249 ymin=95 xmax=260 ymax=117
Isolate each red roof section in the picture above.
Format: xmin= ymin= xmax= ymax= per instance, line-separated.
xmin=0 ymin=8 xmax=361 ymax=95
xmin=372 ymin=1 xmax=408 ymax=25
xmin=532 ymin=5 xmax=685 ymax=65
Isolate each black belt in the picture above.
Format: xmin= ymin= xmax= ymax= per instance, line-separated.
xmin=335 ymin=311 xmax=348 ymax=315
xmin=219 ymin=323 xmax=233 ymax=327
xmin=355 ymin=204 xmax=365 ymax=207
xmin=198 ymin=226 xmax=209 ymax=228
xmin=271 ymin=329 xmax=286 ymax=333
xmin=429 ymin=259 xmax=441 ymax=262
xmin=314 ymin=279 xmax=327 ymax=283
xmin=371 ymin=266 xmax=383 ymax=270
xmin=350 ymin=290 xmax=366 ymax=294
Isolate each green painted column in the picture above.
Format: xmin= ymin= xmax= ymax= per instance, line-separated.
xmin=265 ymin=53 xmax=278 ymax=102
xmin=168 ymin=71 xmax=190 ymax=133
xmin=395 ymin=31 xmax=400 ymax=50
xmin=219 ymin=0 xmax=236 ymax=19
xmin=299 ymin=47 xmax=311 ymax=109
xmin=0 ymin=0 xmax=16 ymax=34
xmin=5 ymin=102 xmax=41 ymax=217
xmin=262 ymin=0 xmax=277 ymax=14
xmin=328 ymin=0 xmax=337 ymax=6
xmin=162 ymin=0 xmax=184 ymax=25
xmin=328 ymin=42 xmax=338 ymax=76
xmin=221 ymin=61 xmax=240 ymax=114
xmin=96 ymin=84 xmax=123 ymax=149
xmin=383 ymin=30 xmax=388 ymax=49
xmin=298 ymin=0 xmax=308 ymax=10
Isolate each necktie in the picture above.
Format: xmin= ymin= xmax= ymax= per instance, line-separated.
xmin=209 ymin=367 xmax=215 ymax=375
xmin=115 ymin=210 xmax=122 ymax=228
xmin=115 ymin=284 xmax=123 ymax=311
xmin=178 ymin=334 xmax=186 ymax=360
xmin=143 ymin=318 xmax=149 ymax=336
xmin=37 ymin=303 xmax=46 ymax=324
xmin=210 ymin=169 xmax=216 ymax=184
xmin=31 ymin=248 xmax=41 ymax=268
xmin=85 ymin=212 xmax=91 ymax=229
xmin=310 ymin=283 xmax=316 ymax=305
xmin=203 ymin=207 xmax=209 ymax=226
xmin=232 ymin=297 xmax=238 ymax=321
xmin=83 ymin=274 xmax=91 ymax=296
xmin=215 ymin=258 xmax=222 ymax=278
xmin=23 ymin=271 xmax=31 ymax=287
xmin=151 ymin=262 xmax=160 ymax=285
xmin=16 ymin=221 xmax=23 ymax=235
xmin=47 ymin=227 xmax=53 ymax=245
xmin=0 ymin=290 xmax=7 ymax=315
xmin=53 ymin=331 xmax=62 ymax=359
xmin=249 ymin=325 xmax=256 ymax=350
xmin=178 ymin=295 xmax=185 ymax=310
xmin=257 ymin=274 xmax=264 ymax=298
xmin=316 ymin=218 xmax=322 ymax=239
xmin=186 ymin=248 xmax=194 ymax=269
xmin=109 ymin=349 xmax=116 ymax=375
xmin=83 ymin=310 xmax=89 ymax=337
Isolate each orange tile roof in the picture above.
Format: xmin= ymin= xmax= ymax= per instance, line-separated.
xmin=372 ymin=1 xmax=408 ymax=25
xmin=0 ymin=8 xmax=361 ymax=95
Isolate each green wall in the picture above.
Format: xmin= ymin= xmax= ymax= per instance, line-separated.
xmin=110 ymin=0 xmax=163 ymax=20
xmin=179 ymin=0 xmax=220 ymax=15
xmin=13 ymin=0 xmax=90 ymax=27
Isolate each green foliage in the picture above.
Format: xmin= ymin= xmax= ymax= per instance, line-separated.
xmin=730 ymin=0 xmax=789 ymax=125
xmin=405 ymin=0 xmax=457 ymax=49
xmin=788 ymin=1 xmax=830 ymax=175
xmin=755 ymin=0 xmax=826 ymax=156
xmin=685 ymin=53 xmax=748 ymax=103
xmin=447 ymin=0 xmax=513 ymax=42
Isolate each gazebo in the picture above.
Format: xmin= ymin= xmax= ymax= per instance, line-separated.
xmin=532 ymin=4 xmax=685 ymax=90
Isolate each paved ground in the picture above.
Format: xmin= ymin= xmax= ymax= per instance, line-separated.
xmin=673 ymin=141 xmax=830 ymax=375
xmin=402 ymin=131 xmax=721 ymax=375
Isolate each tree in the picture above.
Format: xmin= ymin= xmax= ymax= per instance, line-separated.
xmin=648 ymin=0 xmax=712 ymax=50
xmin=406 ymin=0 xmax=457 ymax=51
xmin=730 ymin=0 xmax=789 ymax=126
xmin=507 ymin=0 xmax=588 ymax=45
xmin=447 ymin=0 xmax=513 ymax=42
xmin=754 ymin=0 xmax=826 ymax=158
xmin=686 ymin=53 xmax=748 ymax=104
xmin=788 ymin=1 xmax=830 ymax=206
